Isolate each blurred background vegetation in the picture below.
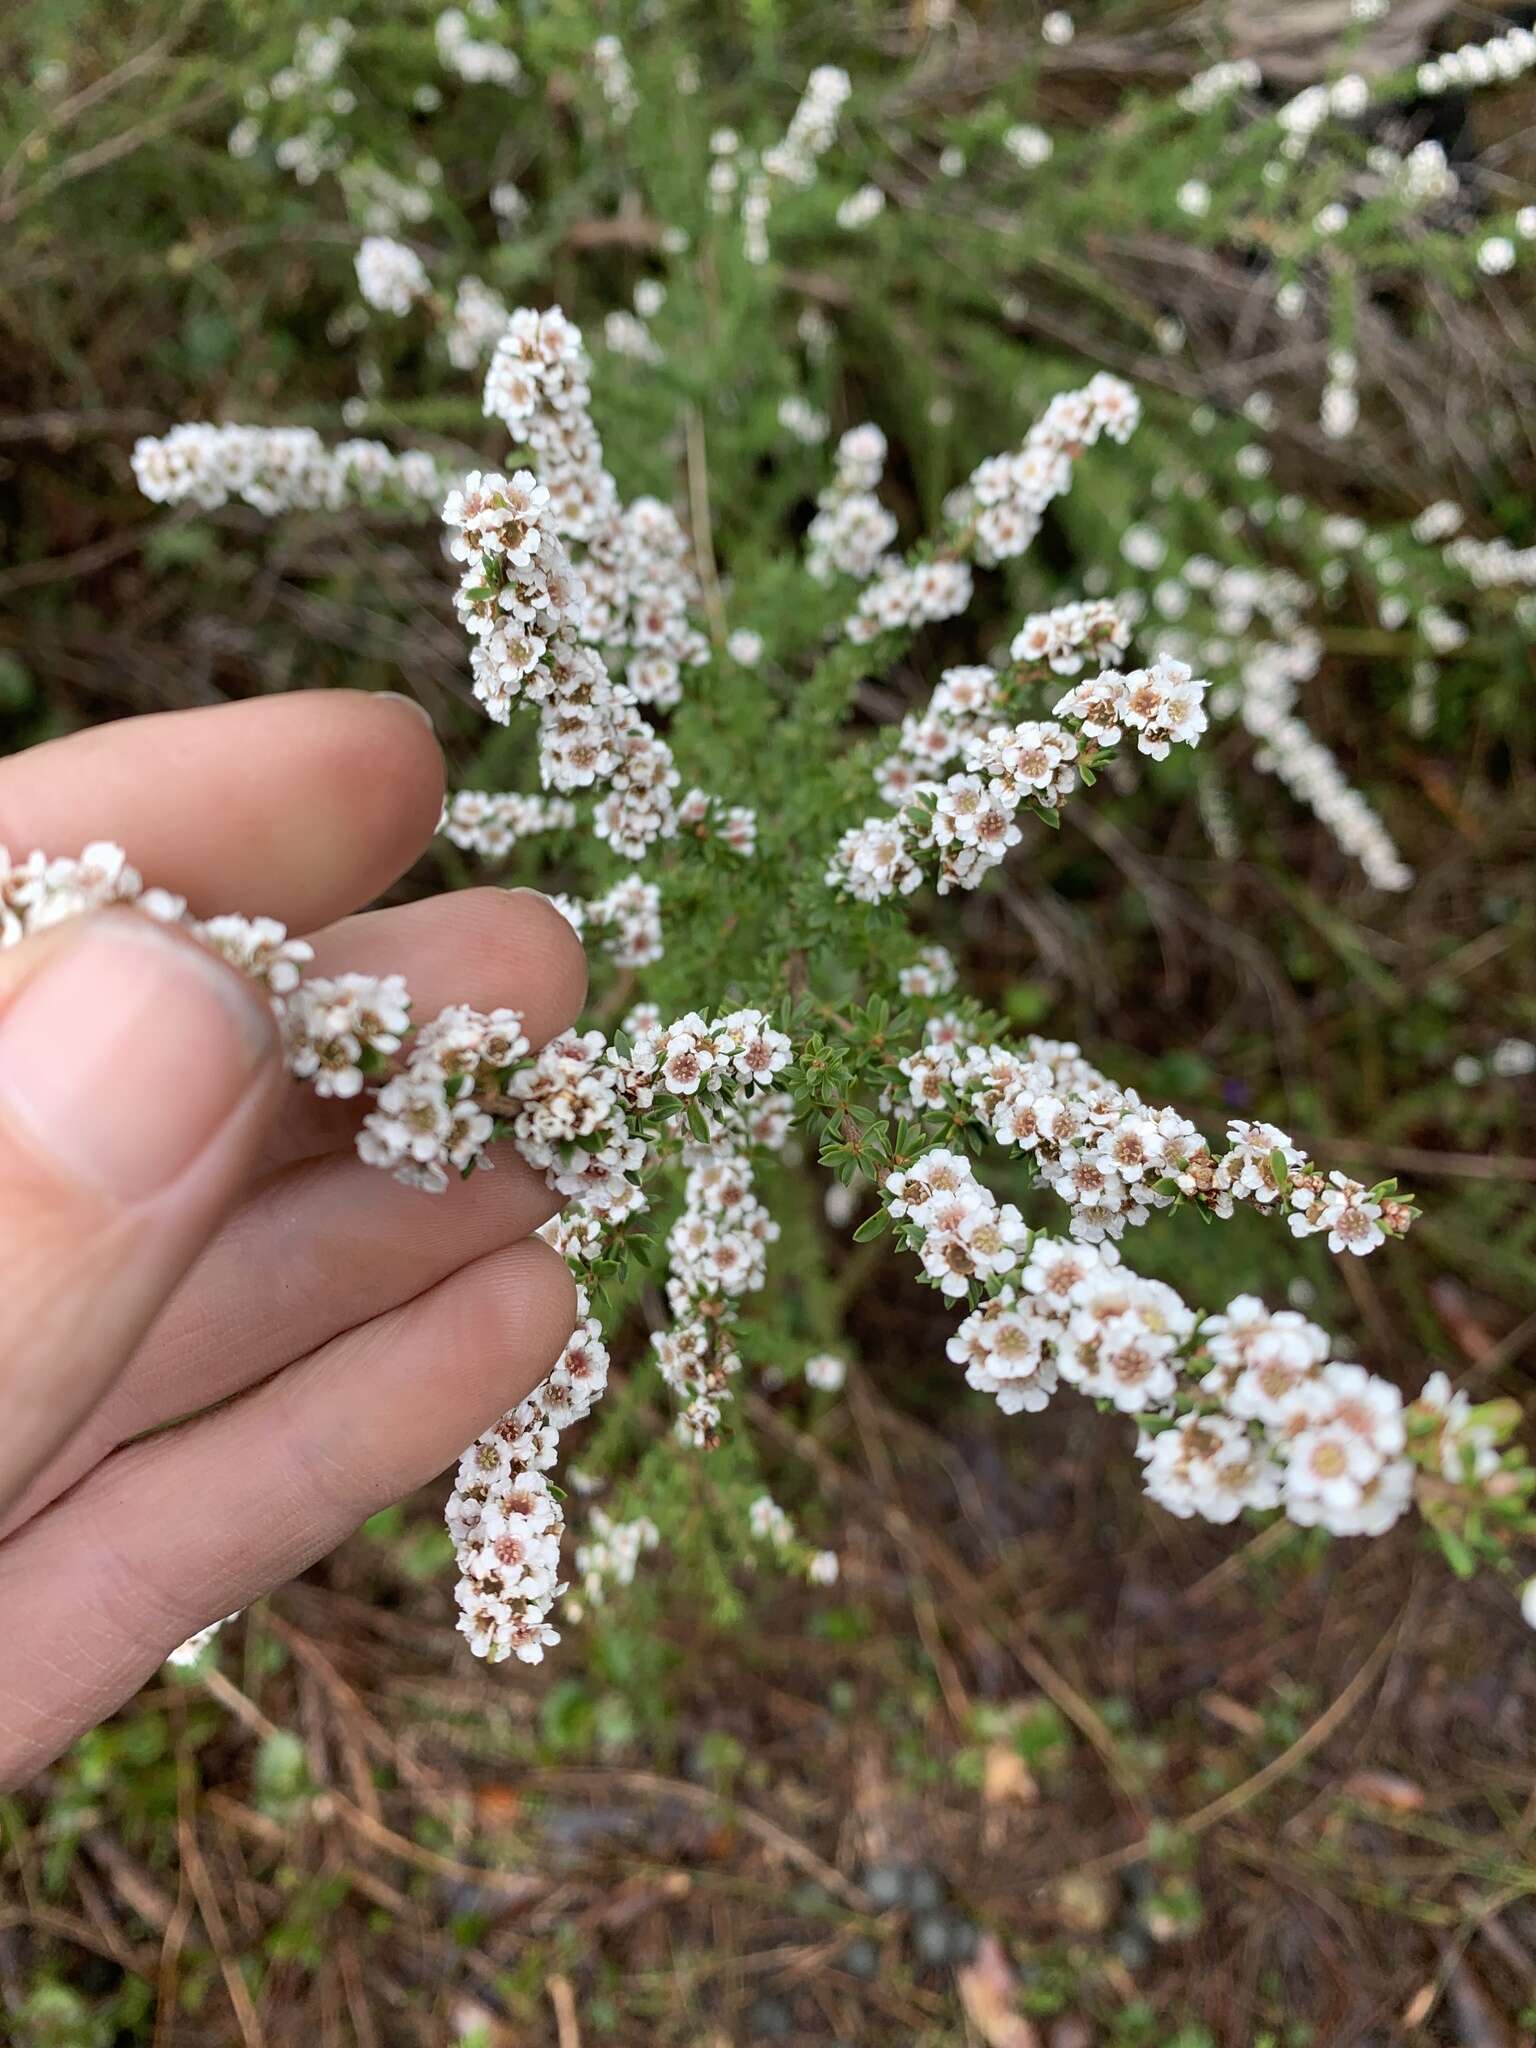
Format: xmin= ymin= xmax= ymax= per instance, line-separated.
xmin=2 ymin=1 xmax=1535 ymax=2041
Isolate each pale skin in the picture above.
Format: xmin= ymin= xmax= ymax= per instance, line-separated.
xmin=0 ymin=693 xmax=586 ymax=1787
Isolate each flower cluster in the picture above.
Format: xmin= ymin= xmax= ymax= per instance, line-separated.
xmin=655 ymin=1150 xmax=777 ymax=1444
xmin=1415 ymin=1372 xmax=1503 ymax=1487
xmin=1385 ymin=140 xmax=1458 ymax=210
xmin=572 ymin=1010 xmax=796 ymax=1443
xmin=829 ymin=652 xmax=1208 ymax=901
xmin=945 ymin=1245 xmax=1424 ymax=1540
xmin=805 ymin=423 xmax=898 ymax=584
xmin=1052 ymin=655 xmax=1210 ymax=760
xmin=1003 ymin=124 xmax=1053 ymax=171
xmin=568 ymin=1511 xmax=660 ymax=1618
xmin=1445 ymin=533 xmax=1536 ymax=589
xmin=2 ymin=841 xmax=821 ymax=1655
xmin=445 ymin=275 xmax=511 ymax=368
xmin=1418 ymin=26 xmax=1536 ymax=98
xmin=282 ymin=973 xmax=414 ymax=1101
xmin=604 ymin=307 xmax=663 ymax=366
xmin=886 ymin=1148 xmax=1029 ymax=1300
xmin=438 ymin=788 xmax=578 ymax=859
xmin=1177 ymin=59 xmax=1262 ymax=115
xmin=194 ymin=915 xmax=315 ymax=996
xmin=226 ymin=17 xmax=356 ymax=190
xmin=1199 ymin=1299 xmax=1410 ymax=1536
xmin=455 ymin=308 xmax=716 ymax=858
xmin=1010 ymin=597 xmax=1133 ymax=677
xmin=746 ymin=1493 xmax=839 ymax=1585
xmin=436 ymin=7 xmax=520 ymax=88
xmin=843 ymin=555 xmax=975 ymax=644
xmin=870 ymin=608 xmax=1127 ymax=813
xmin=896 ymin=1018 xmax=1415 ymax=1255
xmin=0 ymin=840 xmax=184 ymax=941
xmin=1235 ymin=637 xmax=1412 ymax=891
xmin=664 ymin=788 xmax=754 ymax=858
xmin=446 ymin=1286 xmax=609 ymax=1663
xmin=16 ymin=835 xmax=1528 ymax=1648
xmin=945 ymin=374 xmax=1142 ymax=566
xmin=551 ymin=873 xmax=665 ymax=969
xmin=402 ymin=1004 xmax=787 ymax=1633
xmin=443 ymin=468 xmax=671 ymax=856
xmin=836 ymin=372 xmax=1138 ymax=644
xmin=761 ymin=64 xmax=850 ymax=189
xmin=591 ymin=35 xmax=637 ymax=124
xmin=355 ymin=234 xmax=431 ymax=315
xmin=132 ymin=424 xmax=449 ymax=516
xmin=480 ymin=307 xmax=610 ymax=533
xmin=1136 ymin=547 xmax=1416 ymax=893
xmin=724 ymin=61 xmax=852 ymax=263
xmin=898 ymin=944 xmax=958 ymax=1000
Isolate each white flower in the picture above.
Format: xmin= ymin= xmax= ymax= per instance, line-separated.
xmin=749 ymin=1495 xmax=795 ymax=1548
xmin=1288 ymin=1171 xmax=1386 ymax=1256
xmin=1116 ymin=656 xmax=1209 ymax=758
xmin=899 ymin=945 xmax=958 ymax=999
xmin=836 ymin=183 xmax=886 ymax=230
xmin=1217 ymin=1121 xmax=1303 ymax=1206
xmin=826 ymin=816 xmax=922 ymax=902
xmin=436 ymin=9 xmax=521 ymax=86
xmin=355 ymin=236 xmax=431 ymax=316
xmin=779 ymin=395 xmax=830 ymax=444
xmin=165 ymin=1616 xmax=238 ymax=1669
xmin=886 ymin=1147 xmax=972 ymax=1219
xmin=1414 ymin=1372 xmax=1500 ymax=1484
xmin=805 ymin=1352 xmax=848 ymax=1393
xmin=192 ymin=914 xmax=313 ymax=994
xmin=947 ymin=1287 xmax=1058 ymax=1414
xmin=1139 ymin=1414 xmax=1282 ymax=1524
xmin=1004 ymin=124 xmax=1053 ymax=169
xmin=281 ymin=973 xmax=411 ymax=1098
xmin=1282 ymin=1361 xmax=1409 ymax=1536
xmin=1180 ymin=59 xmax=1262 ymax=113
xmin=1058 ymin=1266 xmax=1193 ymax=1410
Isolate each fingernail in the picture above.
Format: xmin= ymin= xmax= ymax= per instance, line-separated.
xmin=377 ymin=690 xmax=437 ymax=732
xmin=0 ymin=914 xmax=275 ymax=1203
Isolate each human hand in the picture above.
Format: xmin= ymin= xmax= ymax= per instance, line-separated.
xmin=0 ymin=692 xmax=584 ymax=1786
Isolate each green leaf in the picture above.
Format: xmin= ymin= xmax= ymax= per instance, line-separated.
xmin=1438 ymin=1528 xmax=1477 ymax=1580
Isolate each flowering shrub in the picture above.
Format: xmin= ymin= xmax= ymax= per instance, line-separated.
xmin=15 ymin=4 xmax=1536 ymax=1670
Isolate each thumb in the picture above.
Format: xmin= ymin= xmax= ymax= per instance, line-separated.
xmin=0 ymin=909 xmax=282 ymax=1517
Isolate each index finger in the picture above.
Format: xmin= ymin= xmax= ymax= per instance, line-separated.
xmin=0 ymin=693 xmax=446 ymax=934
